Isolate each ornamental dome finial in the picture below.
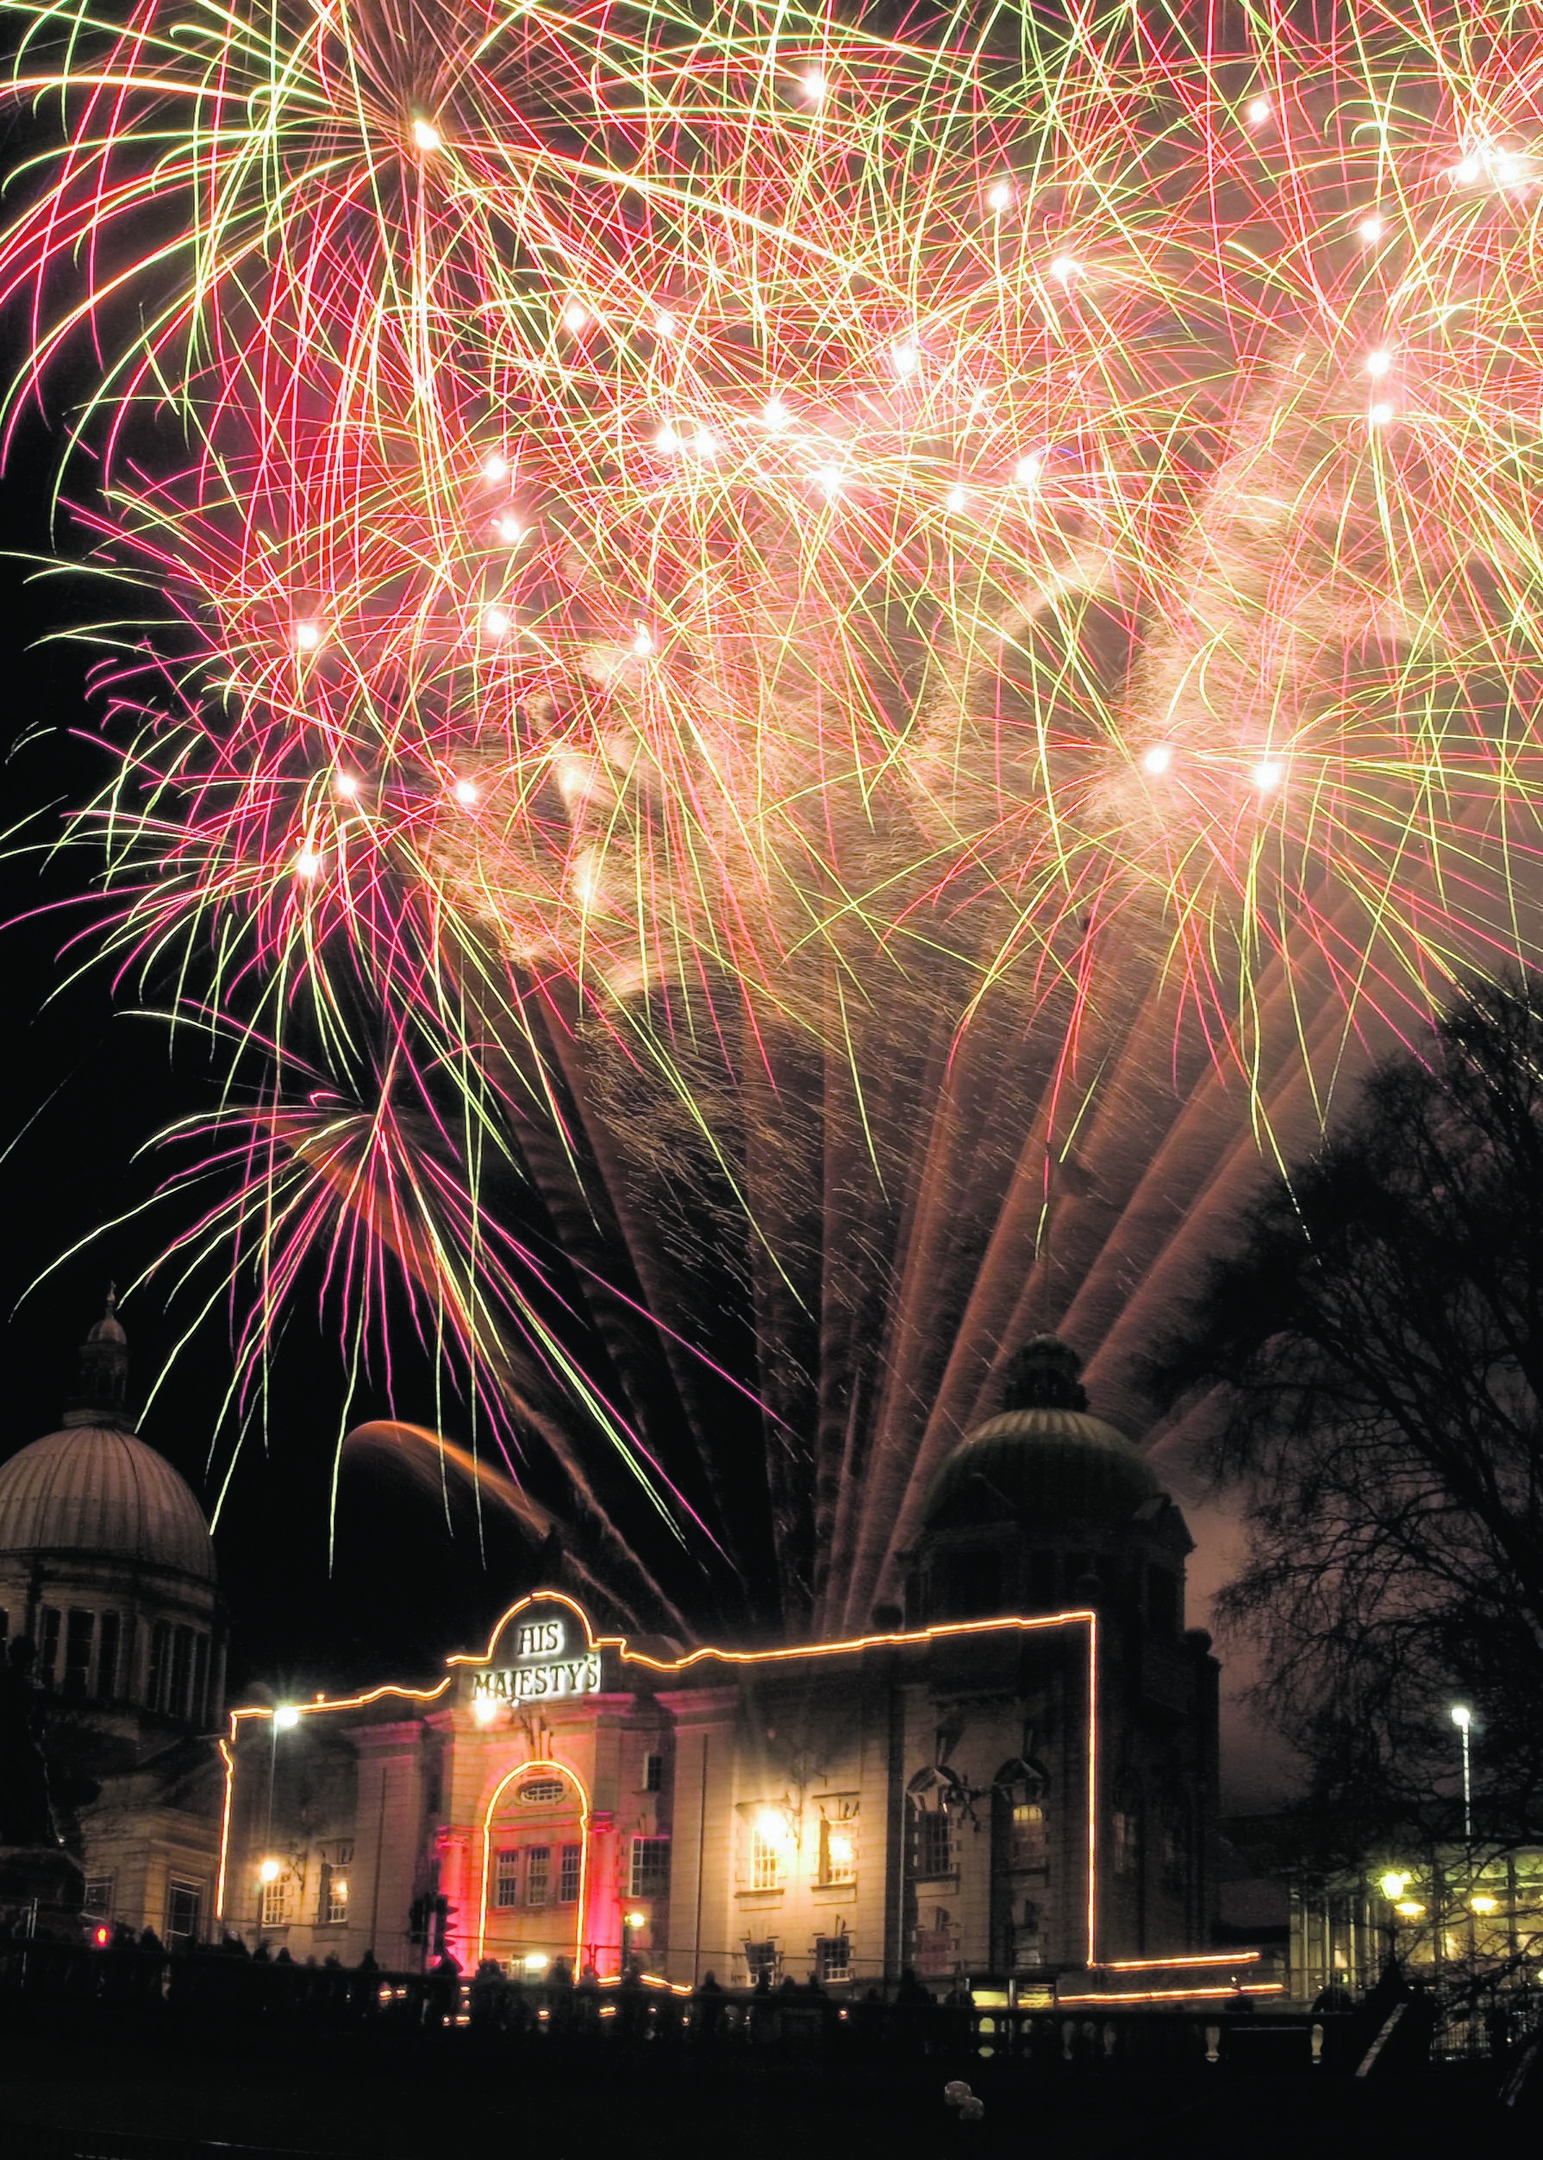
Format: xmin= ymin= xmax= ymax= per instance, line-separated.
xmin=63 ymin=1291 xmax=130 ymax=1429
xmin=1000 ymin=1334 xmax=1088 ymax=1414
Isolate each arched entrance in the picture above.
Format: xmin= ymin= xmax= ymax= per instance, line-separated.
xmin=476 ymin=1758 xmax=590 ymax=1973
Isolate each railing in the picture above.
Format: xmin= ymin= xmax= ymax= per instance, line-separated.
xmin=0 ymin=1937 xmax=1384 ymax=2073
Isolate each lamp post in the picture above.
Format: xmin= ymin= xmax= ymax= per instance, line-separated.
xmin=1379 ymin=1871 xmax=1408 ymax=1975
xmin=260 ymin=1705 xmax=300 ymax=1935
xmin=1451 ymin=1705 xmax=1473 ymax=1841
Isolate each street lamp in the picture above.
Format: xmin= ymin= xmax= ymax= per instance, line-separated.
xmin=1451 ymin=1705 xmax=1473 ymax=1840
xmin=261 ymin=1705 xmax=300 ymax=1935
xmin=1380 ymin=1872 xmax=1408 ymax=1972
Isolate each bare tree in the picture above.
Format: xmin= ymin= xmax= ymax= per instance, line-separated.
xmin=1153 ymin=977 xmax=1543 ymax=1833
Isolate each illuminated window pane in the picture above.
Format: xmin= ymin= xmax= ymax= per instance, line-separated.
xmin=630 ymin=1837 xmax=670 ymax=1898
xmin=260 ymin=1876 xmax=290 ymax=1929
xmin=819 ymin=1817 xmax=856 ymax=1885
xmin=559 ymin=1845 xmax=581 ymax=1904
xmin=526 ymin=1847 xmax=550 ymax=1906
xmin=751 ymin=1828 xmax=784 ymax=1891
xmin=495 ymin=1849 xmax=520 ymax=1909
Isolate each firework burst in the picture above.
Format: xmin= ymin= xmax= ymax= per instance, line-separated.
xmin=6 ymin=1 xmax=1543 ymax=1631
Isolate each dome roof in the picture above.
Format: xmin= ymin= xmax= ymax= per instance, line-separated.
xmin=0 ymin=1424 xmax=217 ymax=1584
xmin=923 ymin=1403 xmax=1165 ymax=1533
xmin=921 ymin=1335 xmax=1167 ymax=1535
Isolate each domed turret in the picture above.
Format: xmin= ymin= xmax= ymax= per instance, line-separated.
xmin=911 ymin=1336 xmax=1190 ymax=1629
xmin=0 ymin=1424 xmax=217 ymax=1585
xmin=0 ymin=1300 xmax=221 ymax=1717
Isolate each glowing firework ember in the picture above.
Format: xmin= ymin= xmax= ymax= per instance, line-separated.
xmin=5 ymin=2 xmax=1543 ymax=1632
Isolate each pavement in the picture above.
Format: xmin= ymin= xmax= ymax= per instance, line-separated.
xmin=0 ymin=2025 xmax=1530 ymax=2158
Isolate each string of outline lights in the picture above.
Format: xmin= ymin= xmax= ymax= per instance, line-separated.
xmin=220 ymin=1592 xmax=1114 ymax=1960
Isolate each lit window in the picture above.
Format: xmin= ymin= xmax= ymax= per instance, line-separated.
xmin=260 ymin=1874 xmax=291 ymax=1929
xmin=495 ymin=1849 xmax=520 ymax=1909
xmin=526 ymin=1847 xmax=550 ymax=1906
xmin=630 ymin=1837 xmax=671 ymax=1899
xmin=815 ymin=1933 xmax=851 ymax=1984
xmin=818 ymin=1817 xmax=856 ymax=1885
xmin=1011 ymin=1802 xmax=1048 ymax=1869
xmin=516 ymin=1777 xmax=565 ymax=1805
xmin=321 ymin=1866 xmax=348 ymax=1925
xmin=558 ymin=1845 xmax=581 ymax=1905
xmin=751 ymin=1825 xmax=785 ymax=1892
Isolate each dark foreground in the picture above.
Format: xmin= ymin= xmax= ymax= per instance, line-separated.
xmin=0 ymin=2021 xmax=1534 ymax=2160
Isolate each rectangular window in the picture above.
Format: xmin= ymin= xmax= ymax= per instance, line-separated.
xmin=326 ymin=1871 xmax=349 ymax=1925
xmin=1010 ymin=1802 xmax=1048 ymax=1870
xmin=526 ymin=1847 xmax=550 ymax=1907
xmin=147 ymin=1621 xmax=170 ymax=1712
xmin=751 ymin=1826 xmax=784 ymax=1892
xmin=643 ymin=1752 xmax=663 ymax=1792
xmin=818 ymin=1817 xmax=856 ymax=1886
xmin=260 ymin=1875 xmax=290 ymax=1929
xmin=494 ymin=1850 xmax=520 ymax=1909
xmin=96 ymin=1611 xmax=120 ymax=1700
xmin=743 ymin=1939 xmax=778 ymax=1983
xmin=39 ymin=1606 xmax=61 ymax=1686
xmin=558 ymin=1845 xmax=581 ymax=1905
xmin=191 ymin=1633 xmax=209 ymax=1725
xmin=815 ymin=1933 xmax=851 ymax=1984
xmin=630 ymin=1837 xmax=671 ymax=1899
xmin=165 ymin=1879 xmax=202 ymax=1949
xmin=83 ymin=1875 xmax=113 ymax=1920
xmin=63 ymin=1610 xmax=94 ymax=1698
xmin=913 ymin=1812 xmax=952 ymax=1879
xmin=168 ymin=1626 xmax=194 ymax=1720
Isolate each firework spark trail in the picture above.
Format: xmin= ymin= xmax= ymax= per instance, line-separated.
xmin=6 ymin=2 xmax=1543 ymax=1630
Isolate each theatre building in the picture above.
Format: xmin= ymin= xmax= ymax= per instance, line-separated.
xmin=220 ymin=1339 xmax=1229 ymax=1994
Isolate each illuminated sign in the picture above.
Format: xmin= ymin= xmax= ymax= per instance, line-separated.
xmin=470 ymin=1614 xmax=602 ymax=1704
